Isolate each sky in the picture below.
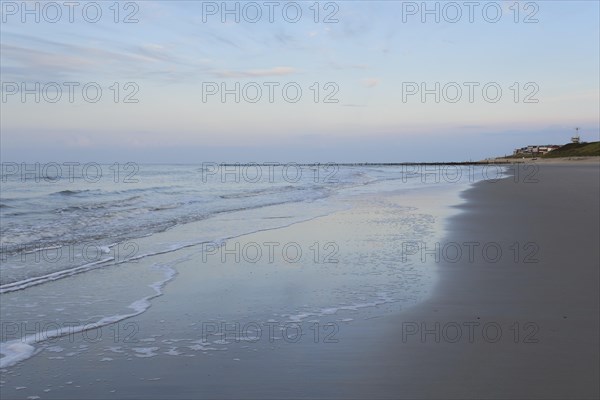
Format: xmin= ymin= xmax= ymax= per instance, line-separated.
xmin=1 ymin=0 xmax=599 ymax=163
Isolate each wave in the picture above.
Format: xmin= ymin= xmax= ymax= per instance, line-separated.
xmin=112 ymin=185 xmax=186 ymax=196
xmin=55 ymin=195 xmax=143 ymax=213
xmin=149 ymin=203 xmax=181 ymax=212
xmin=0 ymin=263 xmax=178 ymax=369
xmin=219 ymin=185 xmax=307 ymax=199
xmin=50 ymin=189 xmax=93 ymax=196
xmin=283 ymin=292 xmax=395 ymax=322
xmin=0 ymin=207 xmax=338 ymax=294
xmin=0 ymin=257 xmax=115 ymax=294
xmin=1 ymin=189 xmax=329 ymax=261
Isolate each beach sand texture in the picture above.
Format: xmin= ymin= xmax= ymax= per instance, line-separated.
xmin=1 ymin=164 xmax=598 ymax=399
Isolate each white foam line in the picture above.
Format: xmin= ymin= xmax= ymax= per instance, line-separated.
xmin=22 ymin=245 xmax=63 ymax=255
xmin=0 ymin=210 xmax=340 ymax=295
xmin=0 ymin=258 xmax=115 ymax=294
xmin=283 ymin=292 xmax=395 ymax=322
xmin=0 ymin=264 xmax=178 ymax=369
xmin=0 ymin=239 xmax=207 ymax=294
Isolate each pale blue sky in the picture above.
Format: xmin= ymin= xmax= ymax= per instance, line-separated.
xmin=1 ymin=0 xmax=599 ymax=162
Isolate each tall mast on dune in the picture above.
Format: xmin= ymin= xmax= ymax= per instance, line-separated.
xmin=571 ymin=127 xmax=581 ymax=144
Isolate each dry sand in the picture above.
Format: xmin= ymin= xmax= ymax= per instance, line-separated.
xmin=492 ymin=156 xmax=600 ymax=164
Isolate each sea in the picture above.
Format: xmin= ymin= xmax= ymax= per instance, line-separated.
xmin=0 ymin=163 xmax=507 ymax=373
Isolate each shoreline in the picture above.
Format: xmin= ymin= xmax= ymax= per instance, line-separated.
xmin=364 ymin=163 xmax=600 ymax=399
xmin=491 ymin=156 xmax=600 ymax=164
xmin=191 ymin=157 xmax=600 ymax=166
xmin=1 ymin=164 xmax=598 ymax=399
xmin=0 ymin=180 xmax=462 ymax=399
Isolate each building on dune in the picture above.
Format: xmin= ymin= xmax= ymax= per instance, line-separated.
xmin=513 ymin=145 xmax=561 ymax=156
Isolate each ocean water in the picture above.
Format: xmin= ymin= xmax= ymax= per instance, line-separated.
xmin=0 ymin=164 xmax=505 ymax=373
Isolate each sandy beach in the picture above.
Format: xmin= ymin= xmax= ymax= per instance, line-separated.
xmin=3 ymin=1 xmax=599 ymax=398
xmin=1 ymin=164 xmax=598 ymax=399
xmin=493 ymin=156 xmax=600 ymax=165
xmin=365 ymin=163 xmax=600 ymax=399
xmin=0 ymin=172 xmax=462 ymax=399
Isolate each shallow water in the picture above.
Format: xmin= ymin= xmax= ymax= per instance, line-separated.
xmin=0 ymin=165 xmax=501 ymax=395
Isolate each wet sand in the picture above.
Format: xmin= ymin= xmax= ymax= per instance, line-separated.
xmin=365 ymin=164 xmax=600 ymax=399
xmin=0 ymin=185 xmax=459 ymax=399
xmin=1 ymin=164 xmax=598 ymax=399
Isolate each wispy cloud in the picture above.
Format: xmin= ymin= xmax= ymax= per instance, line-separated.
xmin=211 ymin=66 xmax=296 ymax=78
xmin=362 ymin=78 xmax=380 ymax=88
xmin=330 ymin=62 xmax=369 ymax=70
xmin=0 ymin=32 xmax=213 ymax=83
